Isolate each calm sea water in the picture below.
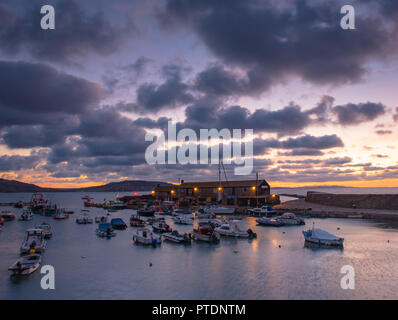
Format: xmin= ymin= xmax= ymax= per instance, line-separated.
xmin=0 ymin=190 xmax=397 ymax=300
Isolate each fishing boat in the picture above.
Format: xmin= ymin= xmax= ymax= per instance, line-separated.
xmin=214 ymin=220 xmax=257 ymax=238
xmin=95 ymin=216 xmax=108 ymax=223
xmin=8 ymin=254 xmax=41 ymax=276
xmin=0 ymin=211 xmax=16 ymax=221
xmin=96 ymin=223 xmax=116 ymax=238
xmin=110 ymin=218 xmax=127 ymax=230
xmin=275 ymin=212 xmax=305 ymax=225
xmin=76 ymin=210 xmax=93 ymax=224
xmin=36 ymin=222 xmax=52 ymax=239
xmin=82 ymin=195 xmax=95 ymax=207
xmin=20 ymin=229 xmax=46 ymax=254
xmin=256 ymin=216 xmax=283 ymax=227
xmin=52 ymin=211 xmax=69 ymax=220
xmin=137 ymin=207 xmax=155 ymax=216
xmin=173 ymin=215 xmax=194 ymax=225
xmin=132 ymin=228 xmax=162 ymax=246
xmin=303 ymin=226 xmax=344 ymax=247
xmin=19 ymin=209 xmax=33 ymax=221
xmin=130 ymin=214 xmax=146 ymax=227
xmin=163 ymin=230 xmax=191 ymax=244
xmin=192 ymin=226 xmax=220 ymax=243
xmin=152 ymin=221 xmax=172 ymax=233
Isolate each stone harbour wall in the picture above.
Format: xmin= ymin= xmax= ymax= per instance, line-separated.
xmin=305 ymin=191 xmax=398 ymax=210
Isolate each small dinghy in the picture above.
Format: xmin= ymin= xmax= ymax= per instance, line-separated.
xmin=130 ymin=214 xmax=146 ymax=227
xmin=52 ymin=211 xmax=69 ymax=220
xmin=20 ymin=228 xmax=46 ymax=254
xmin=8 ymin=254 xmax=41 ymax=276
xmin=256 ymin=216 xmax=283 ymax=227
xmin=214 ymin=220 xmax=257 ymax=238
xmin=192 ymin=226 xmax=220 ymax=243
xmin=275 ymin=212 xmax=305 ymax=226
xmin=173 ymin=215 xmax=194 ymax=225
xmin=303 ymin=226 xmax=344 ymax=247
xmin=36 ymin=222 xmax=52 ymax=239
xmin=76 ymin=210 xmax=93 ymax=224
xmin=0 ymin=211 xmax=16 ymax=221
xmin=95 ymin=216 xmax=108 ymax=223
xmin=152 ymin=221 xmax=172 ymax=233
xmin=132 ymin=228 xmax=162 ymax=246
xmin=111 ymin=218 xmax=127 ymax=230
xmin=96 ymin=223 xmax=116 ymax=238
xmin=19 ymin=209 xmax=33 ymax=221
xmin=163 ymin=230 xmax=191 ymax=244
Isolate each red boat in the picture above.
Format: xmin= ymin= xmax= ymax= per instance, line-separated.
xmin=0 ymin=212 xmax=16 ymax=221
xmin=82 ymin=195 xmax=95 ymax=207
xmin=52 ymin=213 xmax=69 ymax=220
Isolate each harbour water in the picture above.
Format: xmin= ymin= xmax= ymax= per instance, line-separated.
xmin=0 ymin=190 xmax=397 ymax=300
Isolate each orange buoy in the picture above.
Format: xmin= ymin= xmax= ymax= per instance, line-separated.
xmin=149 ymin=262 xmax=153 ymax=267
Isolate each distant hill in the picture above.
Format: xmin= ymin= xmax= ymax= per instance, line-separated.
xmin=0 ymin=178 xmax=172 ymax=193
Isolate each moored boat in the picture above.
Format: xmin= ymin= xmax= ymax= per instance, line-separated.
xmin=110 ymin=218 xmax=127 ymax=230
xmin=130 ymin=214 xmax=146 ymax=227
xmin=192 ymin=226 xmax=220 ymax=243
xmin=163 ymin=230 xmax=191 ymax=244
xmin=214 ymin=220 xmax=257 ymax=238
xmin=19 ymin=209 xmax=33 ymax=221
xmin=132 ymin=228 xmax=162 ymax=246
xmin=275 ymin=212 xmax=305 ymax=225
xmin=96 ymin=223 xmax=116 ymax=238
xmin=0 ymin=211 xmax=16 ymax=221
xmin=8 ymin=254 xmax=41 ymax=276
xmin=203 ymin=205 xmax=235 ymax=215
xmin=137 ymin=207 xmax=155 ymax=216
xmin=52 ymin=211 xmax=69 ymax=220
xmin=173 ymin=215 xmax=194 ymax=225
xmin=20 ymin=228 xmax=46 ymax=254
xmin=76 ymin=210 xmax=93 ymax=224
xmin=256 ymin=216 xmax=283 ymax=227
xmin=95 ymin=216 xmax=108 ymax=223
xmin=36 ymin=222 xmax=52 ymax=239
xmin=152 ymin=221 xmax=172 ymax=233
xmin=303 ymin=227 xmax=344 ymax=247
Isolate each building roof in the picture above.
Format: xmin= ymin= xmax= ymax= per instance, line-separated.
xmin=153 ymin=186 xmax=176 ymax=192
xmin=180 ymin=179 xmax=269 ymax=188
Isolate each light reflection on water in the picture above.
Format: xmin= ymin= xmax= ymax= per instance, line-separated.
xmin=0 ymin=192 xmax=397 ymax=300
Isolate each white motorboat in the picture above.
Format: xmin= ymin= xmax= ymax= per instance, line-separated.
xmin=197 ymin=218 xmax=226 ymax=227
xmin=95 ymin=216 xmax=108 ymax=223
xmin=275 ymin=212 xmax=305 ymax=225
xmin=203 ymin=205 xmax=235 ymax=215
xmin=132 ymin=228 xmax=162 ymax=246
xmin=214 ymin=220 xmax=257 ymax=238
xmin=8 ymin=254 xmax=41 ymax=276
xmin=173 ymin=215 xmax=194 ymax=225
xmin=153 ymin=221 xmax=172 ymax=233
xmin=76 ymin=210 xmax=93 ymax=224
xmin=256 ymin=216 xmax=283 ymax=227
xmin=303 ymin=227 xmax=344 ymax=247
xmin=36 ymin=222 xmax=52 ymax=239
xmin=19 ymin=209 xmax=33 ymax=221
xmin=20 ymin=228 xmax=47 ymax=254
xmin=163 ymin=230 xmax=191 ymax=244
xmin=248 ymin=206 xmax=275 ymax=216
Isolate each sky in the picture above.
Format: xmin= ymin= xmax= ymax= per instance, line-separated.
xmin=0 ymin=0 xmax=398 ymax=188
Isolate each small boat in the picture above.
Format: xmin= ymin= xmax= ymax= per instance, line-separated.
xmin=163 ymin=230 xmax=191 ymax=244
xmin=214 ymin=220 xmax=257 ymax=238
xmin=20 ymin=228 xmax=46 ymax=254
xmin=0 ymin=211 xmax=16 ymax=221
xmin=172 ymin=209 xmax=192 ymax=216
xmin=256 ymin=216 xmax=283 ymax=227
xmin=203 ymin=205 xmax=235 ymax=215
xmin=197 ymin=218 xmax=227 ymax=228
xmin=248 ymin=205 xmax=275 ymax=216
xmin=14 ymin=201 xmax=24 ymax=208
xmin=173 ymin=215 xmax=194 ymax=225
xmin=153 ymin=221 xmax=172 ymax=233
xmin=130 ymin=214 xmax=146 ymax=227
xmin=19 ymin=209 xmax=33 ymax=221
xmin=8 ymin=254 xmax=41 ymax=276
xmin=95 ymin=216 xmax=108 ymax=223
xmin=303 ymin=226 xmax=344 ymax=247
xmin=111 ymin=218 xmax=127 ymax=230
xmin=137 ymin=208 xmax=155 ymax=216
xmin=63 ymin=209 xmax=74 ymax=215
xmin=195 ymin=208 xmax=216 ymax=219
xmin=96 ymin=223 xmax=116 ymax=238
xmin=192 ymin=226 xmax=220 ymax=243
xmin=76 ymin=210 xmax=93 ymax=224
xmin=155 ymin=206 xmax=174 ymax=216
xmin=275 ymin=212 xmax=305 ymax=225
xmin=36 ymin=222 xmax=52 ymax=239
xmin=52 ymin=211 xmax=69 ymax=220
xmin=132 ymin=228 xmax=162 ymax=246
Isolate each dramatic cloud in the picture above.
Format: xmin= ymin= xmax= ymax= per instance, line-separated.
xmin=333 ymin=102 xmax=386 ymax=125
xmin=0 ymin=1 xmax=136 ymax=63
xmin=0 ymin=154 xmax=41 ymax=171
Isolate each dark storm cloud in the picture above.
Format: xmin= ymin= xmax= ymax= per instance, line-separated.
xmin=160 ymin=0 xmax=397 ymax=90
xmin=333 ymin=102 xmax=386 ymax=125
xmin=0 ymin=154 xmax=41 ymax=171
xmin=133 ymin=64 xmax=195 ymax=113
xmin=0 ymin=61 xmax=102 ymax=116
xmin=0 ymin=1 xmax=136 ymax=63
xmin=278 ymin=149 xmax=324 ymax=156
